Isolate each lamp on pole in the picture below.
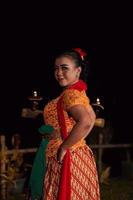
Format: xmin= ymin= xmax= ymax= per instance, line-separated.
xmin=92 ymin=97 xmax=105 ymax=174
xmin=21 ymin=90 xmax=43 ymax=119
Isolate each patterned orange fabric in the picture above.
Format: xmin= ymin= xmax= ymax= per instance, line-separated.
xmin=44 ymin=89 xmax=90 ymax=158
xmin=44 ymin=89 xmax=91 ymax=132
xmin=63 ymin=89 xmax=91 ymax=111
xmin=43 ymin=89 xmax=100 ymax=199
xmin=43 ymin=146 xmax=100 ymax=200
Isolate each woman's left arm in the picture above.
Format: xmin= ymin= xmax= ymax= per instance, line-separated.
xmin=57 ymin=104 xmax=96 ymax=162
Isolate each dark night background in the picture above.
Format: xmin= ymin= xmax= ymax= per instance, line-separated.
xmin=0 ymin=3 xmax=132 ymax=176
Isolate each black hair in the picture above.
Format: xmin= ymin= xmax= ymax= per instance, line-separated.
xmin=55 ymin=49 xmax=90 ymax=83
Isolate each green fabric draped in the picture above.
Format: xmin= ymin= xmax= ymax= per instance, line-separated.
xmin=29 ymin=124 xmax=54 ymax=200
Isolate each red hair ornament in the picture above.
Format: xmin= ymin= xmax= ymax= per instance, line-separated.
xmin=73 ymin=48 xmax=87 ymax=60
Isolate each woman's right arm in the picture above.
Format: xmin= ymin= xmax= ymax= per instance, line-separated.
xmin=57 ymin=104 xmax=96 ymax=163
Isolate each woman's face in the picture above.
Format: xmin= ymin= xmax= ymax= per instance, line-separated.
xmin=54 ymin=56 xmax=81 ymax=87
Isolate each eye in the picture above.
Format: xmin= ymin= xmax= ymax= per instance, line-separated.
xmin=62 ymin=66 xmax=69 ymax=71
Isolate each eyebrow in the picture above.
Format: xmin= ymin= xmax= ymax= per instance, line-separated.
xmin=55 ymin=64 xmax=69 ymax=67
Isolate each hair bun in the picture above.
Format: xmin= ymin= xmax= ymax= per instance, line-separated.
xmin=73 ymin=48 xmax=87 ymax=60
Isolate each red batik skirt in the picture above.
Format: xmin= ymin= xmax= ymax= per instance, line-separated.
xmin=43 ymin=145 xmax=100 ymax=200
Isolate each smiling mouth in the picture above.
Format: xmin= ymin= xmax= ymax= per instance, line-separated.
xmin=58 ymin=78 xmax=65 ymax=81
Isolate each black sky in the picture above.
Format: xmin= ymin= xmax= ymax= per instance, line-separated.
xmin=0 ymin=4 xmax=132 ymax=145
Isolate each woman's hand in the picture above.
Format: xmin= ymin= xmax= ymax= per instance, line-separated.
xmin=57 ymin=145 xmax=67 ymax=164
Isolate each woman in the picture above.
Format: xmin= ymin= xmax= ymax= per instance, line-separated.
xmin=43 ymin=48 xmax=100 ymax=200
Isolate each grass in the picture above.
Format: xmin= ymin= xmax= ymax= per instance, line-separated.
xmin=100 ymin=178 xmax=133 ymax=200
xmin=4 ymin=178 xmax=133 ymax=200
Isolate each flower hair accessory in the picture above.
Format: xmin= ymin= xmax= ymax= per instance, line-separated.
xmin=73 ymin=48 xmax=87 ymax=60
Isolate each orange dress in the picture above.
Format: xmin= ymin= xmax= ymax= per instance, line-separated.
xmin=43 ymin=89 xmax=100 ymax=200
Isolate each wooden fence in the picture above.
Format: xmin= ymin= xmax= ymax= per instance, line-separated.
xmin=0 ymin=134 xmax=133 ymax=200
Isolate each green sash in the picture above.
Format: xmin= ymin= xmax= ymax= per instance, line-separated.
xmin=29 ymin=125 xmax=54 ymax=200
